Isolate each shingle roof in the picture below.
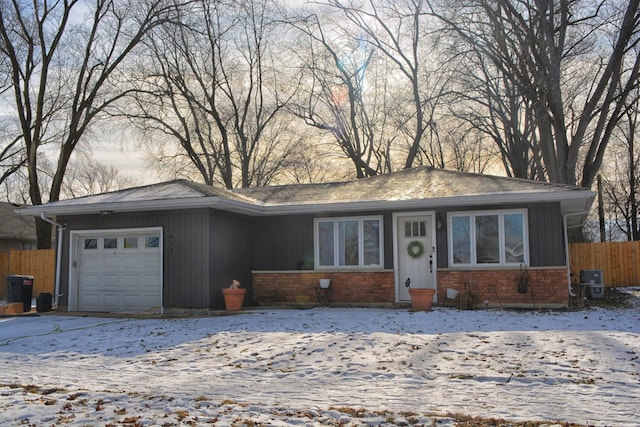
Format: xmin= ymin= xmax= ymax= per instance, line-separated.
xmin=16 ymin=166 xmax=594 ymax=217
xmin=0 ymin=202 xmax=37 ymax=240
xmin=232 ymin=166 xmax=589 ymax=205
xmin=32 ymin=179 xmax=251 ymax=209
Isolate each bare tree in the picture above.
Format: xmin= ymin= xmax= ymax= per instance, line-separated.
xmin=287 ymin=11 xmax=400 ymax=178
xmin=601 ymin=83 xmax=640 ymax=241
xmin=430 ymin=0 xmax=640 ymax=188
xmin=128 ymin=0 xmax=302 ymax=188
xmin=326 ymin=0 xmax=453 ymax=171
xmin=0 ymin=0 xmax=180 ymax=247
xmin=61 ymin=153 xmax=139 ymax=199
xmin=446 ymin=39 xmax=543 ymax=179
xmin=441 ymin=121 xmax=495 ymax=174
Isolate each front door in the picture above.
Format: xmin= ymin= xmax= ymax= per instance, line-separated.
xmin=396 ymin=213 xmax=436 ymax=302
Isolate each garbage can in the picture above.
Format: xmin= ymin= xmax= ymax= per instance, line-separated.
xmin=6 ymin=275 xmax=34 ymax=312
xmin=36 ymin=292 xmax=53 ymax=313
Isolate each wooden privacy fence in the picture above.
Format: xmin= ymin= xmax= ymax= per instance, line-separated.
xmin=569 ymin=242 xmax=640 ymax=287
xmin=0 ymin=249 xmax=55 ymax=299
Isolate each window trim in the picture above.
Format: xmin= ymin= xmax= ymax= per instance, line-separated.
xmin=314 ymin=216 xmax=384 ymax=269
xmin=447 ymin=209 xmax=528 ymax=267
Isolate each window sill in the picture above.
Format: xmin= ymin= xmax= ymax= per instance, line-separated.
xmin=252 ymin=268 xmax=394 ymax=274
xmin=438 ymin=265 xmax=563 ymax=271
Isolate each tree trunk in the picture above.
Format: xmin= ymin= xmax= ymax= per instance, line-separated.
xmin=35 ymin=218 xmax=53 ymax=250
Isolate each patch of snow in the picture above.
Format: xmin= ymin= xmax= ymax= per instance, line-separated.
xmin=1 ymin=305 xmax=638 ymax=426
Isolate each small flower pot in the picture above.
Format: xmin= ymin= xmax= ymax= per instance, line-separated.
xmin=408 ymin=288 xmax=436 ymax=312
xmin=222 ymin=288 xmax=246 ymax=311
xmin=319 ymin=279 xmax=331 ymax=289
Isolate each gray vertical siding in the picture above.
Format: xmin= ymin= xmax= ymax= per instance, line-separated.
xmin=251 ymin=215 xmax=315 ymax=270
xmin=436 ymin=210 xmax=449 ymax=268
xmin=251 ymin=212 xmax=395 ymax=271
xmin=435 ymin=202 xmax=565 ymax=268
xmin=210 ymin=210 xmax=252 ymax=309
xmin=56 ymin=202 xmax=566 ymax=311
xmin=59 ymin=209 xmax=213 ymax=310
xmin=527 ymin=203 xmax=565 ymax=266
xmin=163 ymin=210 xmax=210 ymax=309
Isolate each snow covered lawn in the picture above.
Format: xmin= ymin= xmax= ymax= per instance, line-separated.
xmin=1 ymin=301 xmax=639 ymax=426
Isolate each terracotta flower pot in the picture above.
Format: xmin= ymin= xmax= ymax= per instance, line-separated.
xmin=408 ymin=288 xmax=436 ymax=312
xmin=222 ymin=288 xmax=246 ymax=311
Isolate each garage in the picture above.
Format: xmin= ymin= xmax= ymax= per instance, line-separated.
xmin=69 ymin=228 xmax=163 ymax=312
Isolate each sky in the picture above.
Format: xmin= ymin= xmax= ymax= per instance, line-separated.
xmin=93 ymin=141 xmax=149 ymax=183
xmin=1 ymin=294 xmax=639 ymax=426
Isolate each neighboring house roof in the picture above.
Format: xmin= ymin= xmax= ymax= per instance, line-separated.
xmin=0 ymin=202 xmax=37 ymax=241
xmin=17 ymin=166 xmax=595 ymax=219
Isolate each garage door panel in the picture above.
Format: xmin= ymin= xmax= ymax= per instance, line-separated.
xmin=103 ymin=256 xmax=119 ymax=269
xmin=120 ymin=274 xmax=142 ymax=287
xmin=79 ymin=273 xmax=100 ymax=289
xmin=103 ymin=293 xmax=121 ymax=307
xmin=141 ymin=273 xmax=161 ymax=287
xmin=82 ymin=257 xmax=101 ymax=270
xmin=122 ymin=256 xmax=143 ymax=269
xmin=76 ymin=230 xmax=162 ymax=312
xmin=124 ymin=295 xmax=142 ymax=309
xmin=79 ymin=293 xmax=99 ymax=308
xmin=140 ymin=256 xmax=161 ymax=269
xmin=102 ymin=274 xmax=120 ymax=288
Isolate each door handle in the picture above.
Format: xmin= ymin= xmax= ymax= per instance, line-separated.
xmin=429 ymin=254 xmax=433 ymax=273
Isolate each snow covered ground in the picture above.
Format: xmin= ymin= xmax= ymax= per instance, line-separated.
xmin=1 ymin=294 xmax=639 ymax=426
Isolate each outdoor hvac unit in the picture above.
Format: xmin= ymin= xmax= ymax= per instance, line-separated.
xmin=580 ymin=270 xmax=605 ymax=299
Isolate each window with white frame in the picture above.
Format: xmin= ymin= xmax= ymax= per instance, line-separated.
xmin=448 ymin=210 xmax=527 ymax=266
xmin=315 ymin=216 xmax=383 ymax=268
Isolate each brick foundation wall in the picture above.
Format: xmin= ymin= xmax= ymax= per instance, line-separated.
xmin=252 ymin=270 xmax=395 ymax=305
xmin=437 ymin=267 xmax=568 ymax=308
xmin=253 ymin=268 xmax=568 ymax=308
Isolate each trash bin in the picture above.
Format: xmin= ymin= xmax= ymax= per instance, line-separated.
xmin=6 ymin=275 xmax=34 ymax=312
xmin=36 ymin=292 xmax=52 ymax=313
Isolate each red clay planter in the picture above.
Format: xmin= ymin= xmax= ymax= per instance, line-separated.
xmin=408 ymin=288 xmax=436 ymax=311
xmin=222 ymin=288 xmax=246 ymax=311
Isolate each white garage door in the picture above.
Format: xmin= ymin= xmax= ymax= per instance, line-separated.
xmin=74 ymin=229 xmax=162 ymax=312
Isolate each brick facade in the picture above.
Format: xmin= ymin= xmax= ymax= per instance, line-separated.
xmin=252 ymin=270 xmax=396 ymax=306
xmin=253 ymin=267 xmax=568 ymax=308
xmin=437 ymin=267 xmax=568 ymax=308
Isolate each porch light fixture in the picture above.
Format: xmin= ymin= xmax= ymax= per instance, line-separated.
xmin=436 ymin=212 xmax=445 ymax=230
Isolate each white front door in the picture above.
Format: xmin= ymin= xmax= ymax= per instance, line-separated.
xmin=395 ymin=213 xmax=436 ymax=302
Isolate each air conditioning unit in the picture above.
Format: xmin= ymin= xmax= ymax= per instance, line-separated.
xmin=580 ymin=270 xmax=603 ymax=284
xmin=580 ymin=270 xmax=605 ymax=299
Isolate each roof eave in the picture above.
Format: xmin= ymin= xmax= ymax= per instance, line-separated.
xmin=16 ymin=189 xmax=594 ymax=218
xmin=16 ymin=197 xmax=265 ymax=217
xmin=258 ymin=190 xmax=596 ymax=215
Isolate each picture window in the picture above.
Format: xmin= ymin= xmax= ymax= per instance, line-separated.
xmin=448 ymin=210 xmax=527 ymax=266
xmin=315 ymin=216 xmax=383 ymax=268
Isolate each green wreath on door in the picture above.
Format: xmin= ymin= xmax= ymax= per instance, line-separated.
xmin=407 ymin=240 xmax=425 ymax=259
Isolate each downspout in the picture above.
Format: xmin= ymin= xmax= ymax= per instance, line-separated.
xmin=40 ymin=213 xmax=65 ymax=307
xmin=563 ymin=212 xmax=590 ymax=297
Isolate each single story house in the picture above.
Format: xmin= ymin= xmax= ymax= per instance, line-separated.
xmin=0 ymin=202 xmax=38 ymax=251
xmin=18 ymin=166 xmax=594 ymax=313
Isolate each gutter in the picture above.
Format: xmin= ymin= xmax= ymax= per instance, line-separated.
xmin=17 ymin=189 xmax=595 ymax=218
xmin=39 ymin=213 xmax=65 ymax=307
xmin=563 ymin=211 xmax=591 ymax=297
